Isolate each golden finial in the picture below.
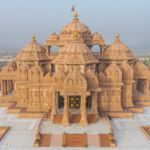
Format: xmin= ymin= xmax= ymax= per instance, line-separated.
xmin=74 ymin=12 xmax=78 ymax=18
xmin=32 ymin=34 xmax=35 ymax=39
xmin=74 ymin=31 xmax=77 ymax=38
xmin=116 ymin=33 xmax=119 ymax=38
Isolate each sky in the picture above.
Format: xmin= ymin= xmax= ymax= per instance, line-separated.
xmin=0 ymin=0 xmax=150 ymax=51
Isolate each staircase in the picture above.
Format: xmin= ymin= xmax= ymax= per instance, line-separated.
xmin=40 ymin=134 xmax=51 ymax=147
xmin=100 ymin=134 xmax=110 ymax=147
xmin=66 ymin=134 xmax=87 ymax=147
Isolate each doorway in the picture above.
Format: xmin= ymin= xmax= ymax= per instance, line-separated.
xmin=86 ymin=93 xmax=92 ymax=108
xmin=69 ymin=96 xmax=80 ymax=109
xmin=58 ymin=93 xmax=64 ymax=109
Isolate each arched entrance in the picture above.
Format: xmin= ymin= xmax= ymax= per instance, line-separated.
xmin=69 ymin=96 xmax=80 ymax=109
xmin=58 ymin=92 xmax=64 ymax=109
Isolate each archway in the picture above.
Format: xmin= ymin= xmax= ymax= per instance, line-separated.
xmin=50 ymin=46 xmax=59 ymax=53
xmin=91 ymin=45 xmax=100 ymax=52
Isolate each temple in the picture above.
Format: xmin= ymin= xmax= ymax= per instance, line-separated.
xmin=0 ymin=12 xmax=150 ymax=126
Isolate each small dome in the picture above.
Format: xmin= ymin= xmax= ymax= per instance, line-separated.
xmin=92 ymin=31 xmax=103 ymax=40
xmin=103 ymin=34 xmax=135 ymax=60
xmin=48 ymin=31 xmax=59 ymax=40
xmin=60 ymin=42 xmax=91 ymax=54
xmin=15 ymin=35 xmax=48 ymax=61
xmin=60 ymin=12 xmax=91 ymax=39
xmin=105 ymin=38 xmax=130 ymax=52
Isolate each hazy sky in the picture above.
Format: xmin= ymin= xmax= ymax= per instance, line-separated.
xmin=0 ymin=0 xmax=150 ymax=50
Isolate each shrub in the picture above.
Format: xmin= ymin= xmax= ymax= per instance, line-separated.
xmin=35 ymin=139 xmax=38 ymax=142
xmin=109 ymin=132 xmax=112 ymax=135
xmin=62 ymin=144 xmax=65 ymax=147
xmin=111 ymin=139 xmax=114 ymax=142
xmin=84 ymin=144 xmax=87 ymax=147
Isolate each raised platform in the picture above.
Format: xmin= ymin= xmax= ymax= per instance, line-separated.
xmin=137 ymin=100 xmax=150 ymax=106
xmin=129 ymin=102 xmax=143 ymax=113
xmin=106 ymin=108 xmax=133 ymax=118
xmin=53 ymin=114 xmax=97 ymax=124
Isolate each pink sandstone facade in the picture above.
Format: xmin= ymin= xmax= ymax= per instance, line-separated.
xmin=0 ymin=12 xmax=150 ymax=126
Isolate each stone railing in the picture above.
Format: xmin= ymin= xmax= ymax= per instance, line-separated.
xmin=49 ymin=52 xmax=58 ymax=55
xmin=92 ymin=52 xmax=100 ymax=56
xmin=140 ymin=125 xmax=150 ymax=140
xmin=107 ymin=118 xmax=116 ymax=147
xmin=0 ymin=126 xmax=10 ymax=141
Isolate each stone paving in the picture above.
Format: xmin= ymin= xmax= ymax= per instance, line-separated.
xmin=0 ymin=106 xmax=150 ymax=149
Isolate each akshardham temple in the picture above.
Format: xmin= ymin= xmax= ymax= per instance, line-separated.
xmin=0 ymin=12 xmax=150 ymax=126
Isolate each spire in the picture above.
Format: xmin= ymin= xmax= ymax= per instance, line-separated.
xmin=32 ymin=34 xmax=35 ymax=39
xmin=116 ymin=33 xmax=119 ymax=38
xmin=74 ymin=12 xmax=78 ymax=18
xmin=74 ymin=31 xmax=77 ymax=38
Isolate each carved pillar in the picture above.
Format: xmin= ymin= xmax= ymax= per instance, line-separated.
xmin=50 ymin=92 xmax=57 ymax=120
xmin=139 ymin=79 xmax=143 ymax=92
xmin=61 ymin=95 xmax=70 ymax=126
xmin=93 ymin=91 xmax=98 ymax=118
xmin=46 ymin=46 xmax=51 ymax=56
xmin=3 ymin=80 xmax=7 ymax=95
xmin=7 ymin=80 xmax=10 ymax=93
xmin=79 ymin=95 xmax=89 ymax=126
xmin=143 ymin=79 xmax=149 ymax=96
xmin=10 ymin=80 xmax=12 ymax=91
xmin=100 ymin=45 xmax=104 ymax=56
xmin=1 ymin=80 xmax=4 ymax=97
xmin=133 ymin=79 xmax=138 ymax=96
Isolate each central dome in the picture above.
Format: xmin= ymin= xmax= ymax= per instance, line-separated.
xmin=53 ymin=38 xmax=98 ymax=65
xmin=59 ymin=12 xmax=91 ymax=39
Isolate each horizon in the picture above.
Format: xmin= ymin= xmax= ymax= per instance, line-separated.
xmin=0 ymin=0 xmax=150 ymax=51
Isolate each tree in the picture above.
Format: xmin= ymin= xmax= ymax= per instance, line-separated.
xmin=143 ymin=61 xmax=148 ymax=66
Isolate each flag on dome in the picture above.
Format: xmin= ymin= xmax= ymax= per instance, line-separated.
xmin=71 ymin=7 xmax=74 ymax=11
xmin=71 ymin=4 xmax=75 ymax=11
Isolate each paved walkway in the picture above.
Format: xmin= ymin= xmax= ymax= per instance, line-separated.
xmin=0 ymin=106 xmax=150 ymax=149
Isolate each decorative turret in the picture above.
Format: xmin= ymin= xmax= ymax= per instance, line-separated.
xmin=103 ymin=34 xmax=136 ymax=60
xmin=15 ymin=35 xmax=48 ymax=61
